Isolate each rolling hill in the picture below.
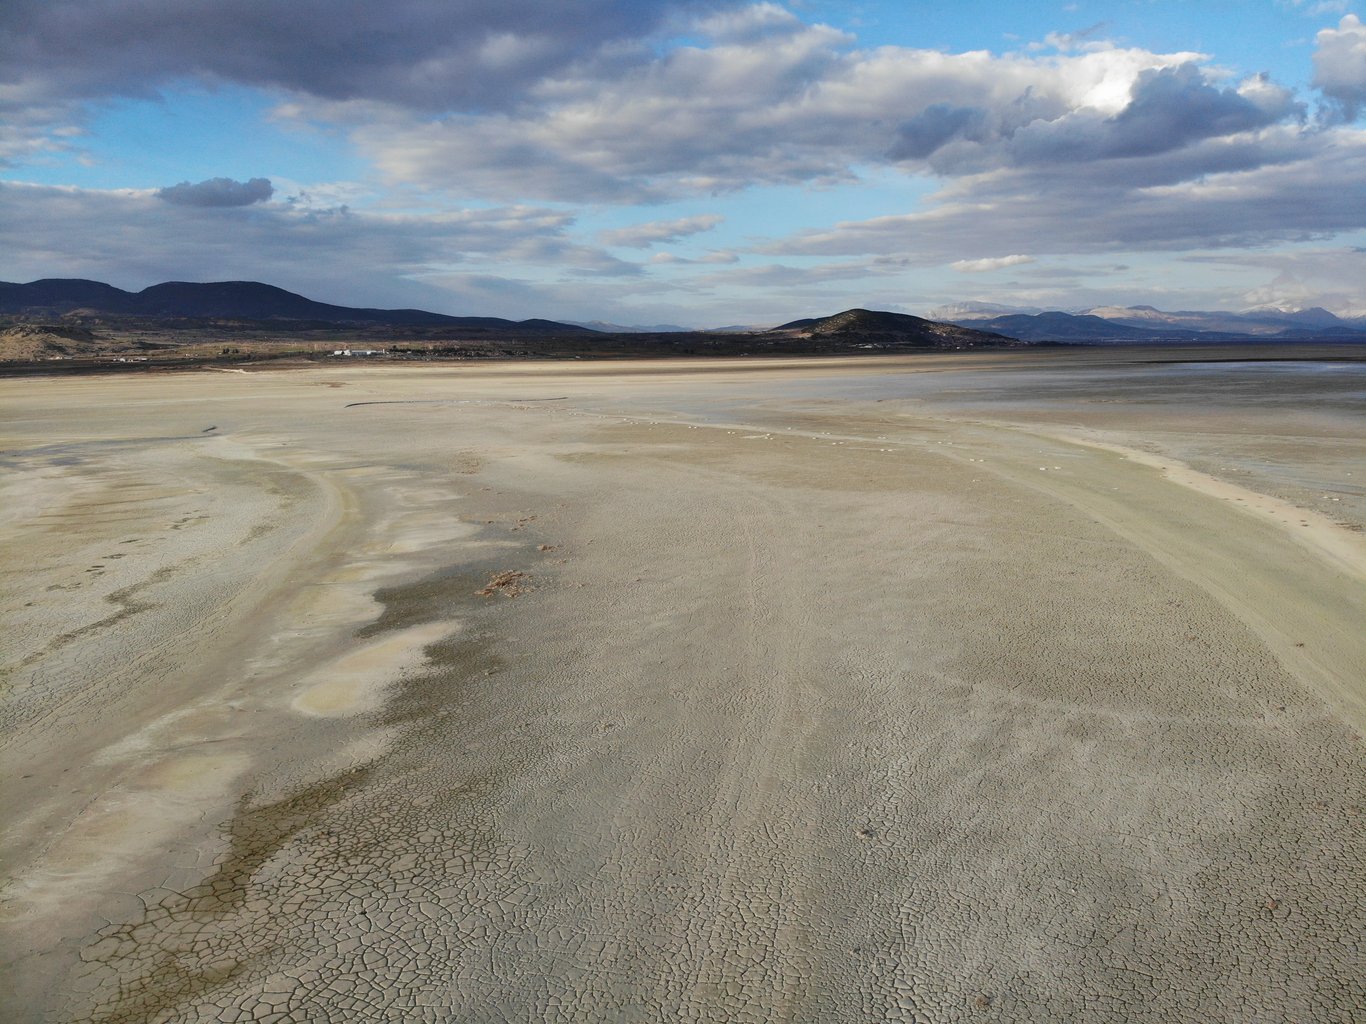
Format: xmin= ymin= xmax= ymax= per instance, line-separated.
xmin=771 ymin=308 xmax=1019 ymax=348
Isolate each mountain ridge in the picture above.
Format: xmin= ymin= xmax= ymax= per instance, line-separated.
xmin=949 ymin=307 xmax=1366 ymax=343
xmin=5 ymin=278 xmax=1364 ymax=353
xmin=0 ymin=278 xmax=596 ymax=333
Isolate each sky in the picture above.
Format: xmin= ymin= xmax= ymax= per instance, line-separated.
xmin=2 ymin=1 xmax=1366 ymax=326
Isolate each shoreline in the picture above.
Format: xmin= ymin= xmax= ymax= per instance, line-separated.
xmin=1 ymin=339 xmax=1364 ymax=380
xmin=1044 ymin=428 xmax=1366 ymax=580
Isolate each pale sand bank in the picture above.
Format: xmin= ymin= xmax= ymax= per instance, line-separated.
xmin=1 ymin=354 xmax=1362 ymax=1022
xmin=1051 ymin=430 xmax=1366 ymax=579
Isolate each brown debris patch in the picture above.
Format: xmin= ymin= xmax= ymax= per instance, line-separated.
xmin=475 ymin=571 xmax=528 ymax=598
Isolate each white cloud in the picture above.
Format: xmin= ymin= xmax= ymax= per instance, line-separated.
xmin=689 ymin=258 xmax=908 ymax=290
xmin=1033 ymin=24 xmax=1111 ymax=54
xmin=1216 ymin=246 xmax=1366 ymax=315
xmin=648 ymin=250 xmax=738 ymax=265
xmin=694 ymin=2 xmax=804 ymax=42
xmin=0 ymin=84 xmax=86 ymax=166
xmin=1281 ymin=1 xmax=1351 ymax=17
xmin=1314 ymin=14 xmax=1366 ymax=119
xmin=951 ymin=255 xmax=1034 ymax=272
xmin=599 ymin=214 xmax=724 ymax=248
xmin=323 ymin=26 xmax=1302 ymax=204
xmin=0 ymin=2 xmax=1325 ymax=224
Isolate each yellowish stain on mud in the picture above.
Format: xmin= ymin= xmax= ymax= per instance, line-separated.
xmin=290 ymin=621 xmax=460 ymax=717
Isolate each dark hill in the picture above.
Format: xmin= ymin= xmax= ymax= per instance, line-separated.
xmin=0 ymin=278 xmax=594 ymax=332
xmin=772 ymin=308 xmax=1018 ymax=348
xmin=0 ymin=279 xmax=139 ymax=314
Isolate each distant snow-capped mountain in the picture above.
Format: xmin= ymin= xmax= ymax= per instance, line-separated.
xmin=1081 ymin=304 xmax=1366 ymax=335
xmin=1082 ymin=305 xmax=1285 ymax=335
xmin=945 ymin=303 xmax=1366 ymax=343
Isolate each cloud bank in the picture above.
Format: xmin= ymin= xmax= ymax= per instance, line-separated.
xmin=0 ymin=181 xmax=635 ymax=316
xmin=0 ymin=0 xmax=737 ymax=111
xmin=0 ymin=1 xmax=1317 ymax=202
xmin=3 ymin=2 xmax=1366 ymax=318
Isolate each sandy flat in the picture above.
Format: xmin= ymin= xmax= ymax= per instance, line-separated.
xmin=1 ymin=353 xmax=1362 ymax=1023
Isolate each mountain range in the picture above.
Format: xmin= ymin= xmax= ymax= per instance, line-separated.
xmin=0 ymin=280 xmax=1027 ymax=364
xmin=0 ymin=279 xmax=595 ymax=333
xmin=3 ymin=278 xmax=1363 ymax=354
xmin=932 ymin=301 xmax=1366 ymax=342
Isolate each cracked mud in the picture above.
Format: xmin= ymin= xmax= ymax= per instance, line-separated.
xmin=1 ymin=353 xmax=1363 ymax=1023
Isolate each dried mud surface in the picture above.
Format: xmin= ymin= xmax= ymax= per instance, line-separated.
xmin=1 ymin=354 xmax=1363 ymax=1023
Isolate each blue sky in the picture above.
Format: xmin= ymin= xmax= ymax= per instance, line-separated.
xmin=3 ymin=1 xmax=1365 ymax=325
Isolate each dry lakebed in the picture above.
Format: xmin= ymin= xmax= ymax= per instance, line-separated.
xmin=1 ymin=350 xmax=1363 ymax=1023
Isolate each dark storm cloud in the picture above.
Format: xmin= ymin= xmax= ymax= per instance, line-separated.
xmin=1111 ymin=67 xmax=1298 ymax=151
xmin=889 ymin=105 xmax=989 ymax=160
xmin=0 ymin=0 xmax=739 ymax=111
xmin=908 ymin=65 xmax=1303 ymax=173
xmin=157 ymin=177 xmax=274 ymax=207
